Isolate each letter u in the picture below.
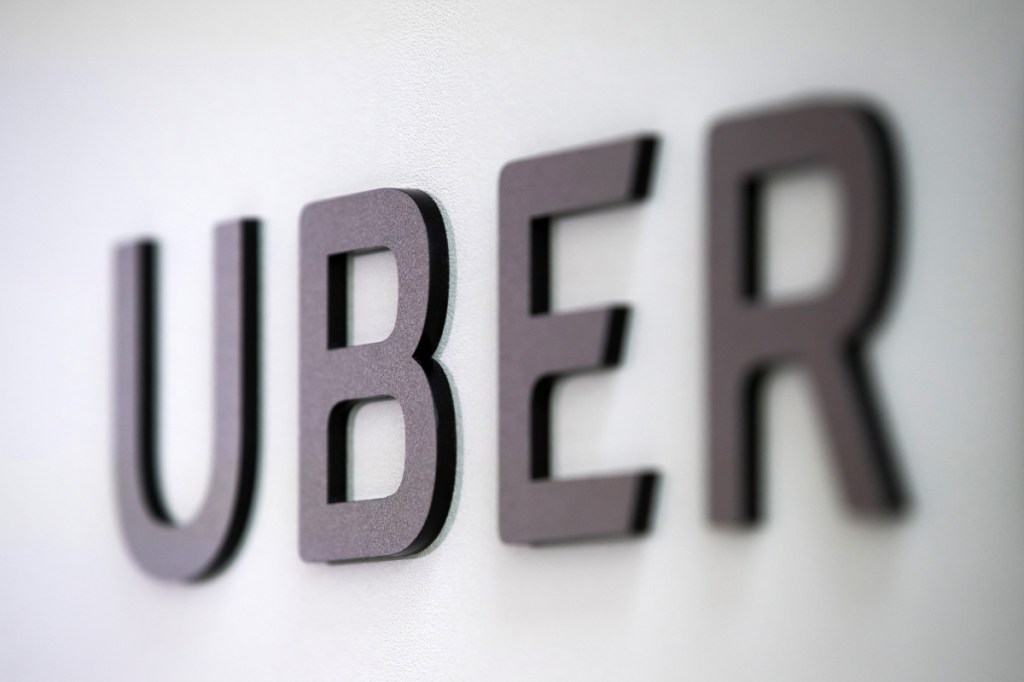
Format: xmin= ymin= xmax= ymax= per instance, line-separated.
xmin=113 ymin=220 xmax=260 ymax=581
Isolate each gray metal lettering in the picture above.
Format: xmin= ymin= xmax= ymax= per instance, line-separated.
xmin=114 ymin=220 xmax=260 ymax=581
xmin=499 ymin=137 xmax=659 ymax=544
xmin=707 ymin=100 xmax=906 ymax=525
xmin=299 ymin=188 xmax=456 ymax=562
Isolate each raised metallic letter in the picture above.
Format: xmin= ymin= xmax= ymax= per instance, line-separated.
xmin=114 ymin=220 xmax=260 ymax=581
xmin=499 ymin=137 xmax=659 ymax=544
xmin=299 ymin=189 xmax=456 ymax=562
xmin=708 ymin=101 xmax=906 ymax=525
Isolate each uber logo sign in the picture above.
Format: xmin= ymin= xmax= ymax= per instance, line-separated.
xmin=113 ymin=97 xmax=906 ymax=582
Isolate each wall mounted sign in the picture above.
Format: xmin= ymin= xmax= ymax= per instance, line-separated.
xmin=114 ymin=96 xmax=906 ymax=582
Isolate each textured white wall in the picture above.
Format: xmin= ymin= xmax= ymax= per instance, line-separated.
xmin=1 ymin=1 xmax=1023 ymax=679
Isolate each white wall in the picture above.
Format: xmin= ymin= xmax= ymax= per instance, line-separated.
xmin=1 ymin=1 xmax=1023 ymax=679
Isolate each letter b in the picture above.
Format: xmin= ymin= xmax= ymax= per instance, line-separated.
xmin=299 ymin=188 xmax=456 ymax=562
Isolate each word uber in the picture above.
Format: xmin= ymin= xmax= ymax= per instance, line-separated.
xmin=114 ymin=97 xmax=907 ymax=582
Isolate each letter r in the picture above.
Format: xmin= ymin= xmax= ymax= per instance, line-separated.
xmin=708 ymin=100 xmax=907 ymax=524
